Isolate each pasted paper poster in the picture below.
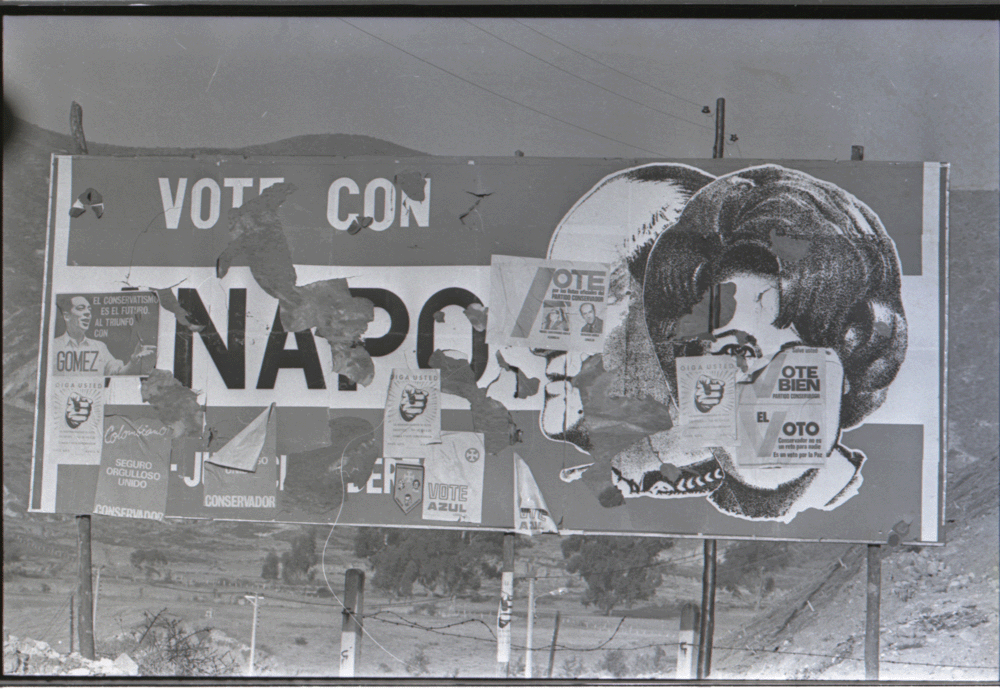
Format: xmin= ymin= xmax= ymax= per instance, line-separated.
xmin=675 ymin=355 xmax=739 ymax=446
xmin=50 ymin=292 xmax=158 ymax=377
xmin=204 ymin=404 xmax=274 ymax=471
xmin=737 ymin=347 xmax=841 ymax=467
xmin=202 ymin=407 xmax=279 ymax=519
xmin=92 ymin=415 xmax=171 ymax=520
xmin=487 ymin=255 xmax=611 ymax=351
xmin=46 ymin=377 xmax=106 ymax=465
xmin=513 ymin=453 xmax=560 ymax=536
xmin=383 ymin=368 xmax=441 ymax=458
xmin=422 ymin=432 xmax=485 ymax=523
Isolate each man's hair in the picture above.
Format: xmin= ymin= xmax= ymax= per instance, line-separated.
xmin=55 ymin=294 xmax=82 ymax=319
xmin=580 ymin=302 xmax=595 ymax=314
xmin=643 ymin=165 xmax=907 ymax=430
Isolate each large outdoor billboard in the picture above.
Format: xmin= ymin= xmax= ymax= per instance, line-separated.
xmin=30 ymin=155 xmax=948 ymax=544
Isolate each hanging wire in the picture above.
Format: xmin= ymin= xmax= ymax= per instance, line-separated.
xmin=338 ymin=18 xmax=670 ymax=158
xmin=462 ymin=19 xmax=710 ymax=132
xmin=512 ymin=20 xmax=707 ymax=109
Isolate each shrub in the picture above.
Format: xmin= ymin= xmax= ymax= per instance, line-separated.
xmin=405 ymin=646 xmax=430 ymax=676
xmin=598 ymin=649 xmax=629 ymax=678
xmin=559 ymin=655 xmax=587 ymax=679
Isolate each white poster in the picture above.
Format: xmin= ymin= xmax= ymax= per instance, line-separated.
xmin=383 ymin=368 xmax=441 ymax=458
xmin=675 ymin=355 xmax=739 ymax=446
xmin=422 ymin=432 xmax=485 ymax=523
xmin=45 ymin=377 xmax=106 ymax=465
xmin=487 ymin=255 xmax=611 ymax=352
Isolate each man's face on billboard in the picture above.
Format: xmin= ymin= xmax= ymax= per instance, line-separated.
xmin=64 ymin=296 xmax=91 ymax=337
xmin=580 ymin=303 xmax=596 ymax=324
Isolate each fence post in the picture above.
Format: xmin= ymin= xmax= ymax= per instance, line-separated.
xmin=340 ymin=569 xmax=365 ymax=677
xmin=546 ymin=611 xmax=562 ymax=678
xmin=496 ymin=533 xmax=514 ymax=677
xmin=525 ymin=571 xmax=535 ymax=678
xmin=676 ymin=603 xmax=699 ymax=679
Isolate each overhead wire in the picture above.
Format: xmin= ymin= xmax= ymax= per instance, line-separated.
xmin=338 ymin=18 xmax=670 ymax=158
xmin=512 ymin=20 xmax=707 ymax=109
xmin=461 ymin=19 xmax=711 ymax=132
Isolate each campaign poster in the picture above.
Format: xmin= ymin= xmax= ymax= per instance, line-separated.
xmin=513 ymin=453 xmax=559 ymax=536
xmin=50 ymin=291 xmax=158 ymax=377
xmin=92 ymin=415 xmax=171 ymax=521
xmin=487 ymin=255 xmax=611 ymax=352
xmin=383 ymin=369 xmax=441 ymax=458
xmin=675 ymin=355 xmax=739 ymax=447
xmin=45 ymin=377 xmax=106 ymax=465
xmin=201 ymin=408 xmax=279 ymax=520
xmin=736 ymin=348 xmax=841 ymax=468
xmin=422 ymin=432 xmax=485 ymax=523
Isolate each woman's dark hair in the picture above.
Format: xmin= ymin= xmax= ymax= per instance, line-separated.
xmin=643 ymin=165 xmax=907 ymax=430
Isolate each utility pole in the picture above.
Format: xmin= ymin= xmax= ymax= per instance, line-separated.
xmin=69 ymin=101 xmax=96 ymax=663
xmin=697 ymin=98 xmax=726 ymax=679
xmin=546 ymin=611 xmax=562 ymax=679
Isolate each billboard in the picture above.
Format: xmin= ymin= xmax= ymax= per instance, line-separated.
xmin=31 ymin=155 xmax=948 ymax=544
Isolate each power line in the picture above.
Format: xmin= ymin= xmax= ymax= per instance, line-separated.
xmin=462 ymin=19 xmax=710 ymax=132
xmin=338 ymin=18 xmax=670 ymax=158
xmin=512 ymin=20 xmax=708 ymax=110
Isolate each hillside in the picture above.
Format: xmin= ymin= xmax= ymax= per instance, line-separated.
xmin=3 ymin=118 xmax=997 ymax=680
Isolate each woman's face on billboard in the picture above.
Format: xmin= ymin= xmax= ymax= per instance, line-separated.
xmin=698 ymin=272 xmax=845 ymax=490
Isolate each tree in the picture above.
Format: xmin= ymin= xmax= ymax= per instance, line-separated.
xmin=261 ymin=551 xmax=279 ymax=580
xmin=130 ymin=548 xmax=168 ymax=580
xmin=561 ymin=536 xmax=674 ymax=615
xmin=355 ymin=528 xmax=505 ymax=597
xmin=716 ymin=541 xmax=791 ymax=610
xmin=281 ymin=530 xmax=317 ymax=584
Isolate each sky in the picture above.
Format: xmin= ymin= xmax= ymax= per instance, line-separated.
xmin=3 ymin=17 xmax=998 ymax=189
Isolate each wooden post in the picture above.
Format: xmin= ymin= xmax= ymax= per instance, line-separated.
xmin=92 ymin=567 xmax=101 ymax=624
xmin=865 ymin=545 xmax=882 ymax=681
xmin=76 ymin=515 xmax=95 ymax=659
xmin=546 ymin=611 xmax=562 ymax=678
xmin=525 ymin=573 xmax=535 ymax=679
xmin=676 ymin=603 xmax=699 ymax=679
xmin=69 ymin=593 xmax=75 ymax=655
xmin=70 ymin=101 xmax=88 ymax=155
xmin=496 ymin=533 xmax=515 ymax=678
xmin=245 ymin=594 xmax=261 ymax=676
xmin=697 ymin=539 xmax=717 ymax=679
xmin=340 ymin=569 xmax=365 ymax=677
xmin=711 ymin=97 xmax=725 ymax=159
xmin=696 ymin=109 xmax=727 ymax=680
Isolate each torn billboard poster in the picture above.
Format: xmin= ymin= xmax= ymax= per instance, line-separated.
xmin=30 ymin=155 xmax=946 ymax=544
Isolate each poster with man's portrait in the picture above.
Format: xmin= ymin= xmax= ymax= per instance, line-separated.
xmin=50 ymin=291 xmax=159 ymax=377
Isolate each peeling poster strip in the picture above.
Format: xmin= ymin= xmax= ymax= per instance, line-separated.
xmin=429 ymin=349 xmax=521 ymax=455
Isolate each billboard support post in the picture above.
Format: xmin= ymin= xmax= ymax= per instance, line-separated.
xmin=865 ymin=544 xmax=882 ymax=680
xmin=76 ymin=515 xmax=95 ymax=659
xmin=340 ymin=570 xmax=365 ymax=677
xmin=496 ymin=533 xmax=514 ymax=678
xmin=69 ymin=593 xmax=75 ymax=655
xmin=696 ymin=539 xmax=717 ymax=679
